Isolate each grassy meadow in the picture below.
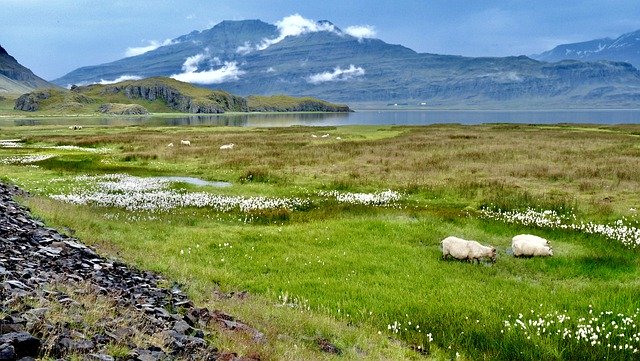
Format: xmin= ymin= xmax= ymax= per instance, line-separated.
xmin=1 ymin=121 xmax=639 ymax=360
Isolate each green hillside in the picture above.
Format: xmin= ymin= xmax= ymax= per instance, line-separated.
xmin=12 ymin=77 xmax=351 ymax=115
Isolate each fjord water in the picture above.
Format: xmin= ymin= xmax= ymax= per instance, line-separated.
xmin=7 ymin=109 xmax=640 ymax=127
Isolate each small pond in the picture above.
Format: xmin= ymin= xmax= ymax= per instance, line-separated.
xmin=154 ymin=176 xmax=232 ymax=187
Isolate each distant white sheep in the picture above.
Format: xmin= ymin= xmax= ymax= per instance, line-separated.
xmin=512 ymin=235 xmax=553 ymax=257
xmin=336 ymin=136 xmax=342 ymax=140
xmin=321 ymin=134 xmax=330 ymax=138
xmin=441 ymin=236 xmax=497 ymax=263
xmin=69 ymin=125 xmax=83 ymax=130
xmin=167 ymin=143 xmax=174 ymax=147
xmin=311 ymin=134 xmax=318 ymax=138
xmin=180 ymin=140 xmax=191 ymax=146
xmin=219 ymin=143 xmax=235 ymax=150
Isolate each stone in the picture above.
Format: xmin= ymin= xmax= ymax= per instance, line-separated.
xmin=87 ymin=353 xmax=114 ymax=361
xmin=0 ymin=332 xmax=40 ymax=358
xmin=0 ymin=343 xmax=16 ymax=361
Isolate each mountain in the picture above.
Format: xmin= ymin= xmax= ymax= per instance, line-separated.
xmin=54 ymin=20 xmax=640 ymax=108
xmin=533 ymin=29 xmax=640 ymax=69
xmin=0 ymin=45 xmax=54 ymax=93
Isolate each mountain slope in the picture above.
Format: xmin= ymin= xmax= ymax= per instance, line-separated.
xmin=0 ymin=45 xmax=54 ymax=93
xmin=53 ymin=19 xmax=640 ymax=108
xmin=533 ymin=29 xmax=640 ymax=69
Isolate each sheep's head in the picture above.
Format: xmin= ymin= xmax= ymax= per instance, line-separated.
xmin=490 ymin=247 xmax=497 ymax=262
xmin=547 ymin=247 xmax=554 ymax=256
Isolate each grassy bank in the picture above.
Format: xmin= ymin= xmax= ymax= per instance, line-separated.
xmin=1 ymin=123 xmax=639 ymax=360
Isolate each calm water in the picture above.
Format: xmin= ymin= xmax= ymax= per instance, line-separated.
xmin=154 ymin=176 xmax=231 ymax=187
xmin=4 ymin=109 xmax=640 ymax=127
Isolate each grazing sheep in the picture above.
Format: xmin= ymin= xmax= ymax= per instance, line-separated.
xmin=69 ymin=125 xmax=83 ymax=130
xmin=321 ymin=133 xmax=330 ymax=138
xmin=167 ymin=143 xmax=174 ymax=147
xmin=311 ymin=134 xmax=318 ymax=138
xmin=512 ymin=234 xmax=550 ymax=247
xmin=219 ymin=143 xmax=235 ymax=150
xmin=441 ymin=236 xmax=497 ymax=263
xmin=512 ymin=236 xmax=553 ymax=257
xmin=336 ymin=136 xmax=342 ymax=140
xmin=180 ymin=140 xmax=191 ymax=146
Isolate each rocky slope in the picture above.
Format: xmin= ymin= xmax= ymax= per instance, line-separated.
xmin=0 ymin=45 xmax=54 ymax=94
xmin=52 ymin=19 xmax=640 ymax=108
xmin=0 ymin=183 xmax=262 ymax=360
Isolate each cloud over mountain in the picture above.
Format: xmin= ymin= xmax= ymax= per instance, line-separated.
xmin=125 ymin=39 xmax=178 ymax=57
xmin=308 ymin=65 xmax=365 ymax=84
xmin=170 ymin=53 xmax=244 ymax=84
xmin=345 ymin=25 xmax=376 ymax=39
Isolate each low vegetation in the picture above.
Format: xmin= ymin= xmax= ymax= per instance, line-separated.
xmin=1 ymin=122 xmax=639 ymax=360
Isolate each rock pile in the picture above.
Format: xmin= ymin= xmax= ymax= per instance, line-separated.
xmin=0 ymin=183 xmax=262 ymax=360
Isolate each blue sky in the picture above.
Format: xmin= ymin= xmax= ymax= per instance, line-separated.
xmin=2 ymin=0 xmax=640 ymax=80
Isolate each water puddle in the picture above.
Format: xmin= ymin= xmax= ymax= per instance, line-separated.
xmin=154 ymin=176 xmax=232 ymax=187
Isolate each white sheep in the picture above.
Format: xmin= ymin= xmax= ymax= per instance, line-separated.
xmin=512 ymin=236 xmax=553 ymax=257
xmin=167 ymin=143 xmax=174 ymax=147
xmin=336 ymin=136 xmax=342 ymax=140
xmin=512 ymin=234 xmax=550 ymax=247
xmin=441 ymin=236 xmax=497 ymax=263
xmin=180 ymin=140 xmax=191 ymax=146
xmin=311 ymin=134 xmax=318 ymax=138
xmin=219 ymin=143 xmax=235 ymax=150
xmin=321 ymin=134 xmax=330 ymax=138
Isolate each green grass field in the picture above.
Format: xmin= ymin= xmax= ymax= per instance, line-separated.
xmin=1 ymin=122 xmax=639 ymax=360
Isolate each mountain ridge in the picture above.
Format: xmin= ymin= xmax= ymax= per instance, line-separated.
xmin=532 ymin=29 xmax=640 ymax=69
xmin=53 ymin=19 xmax=640 ymax=108
xmin=0 ymin=44 xmax=55 ymax=93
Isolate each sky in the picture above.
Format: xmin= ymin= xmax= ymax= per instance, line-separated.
xmin=2 ymin=0 xmax=640 ymax=81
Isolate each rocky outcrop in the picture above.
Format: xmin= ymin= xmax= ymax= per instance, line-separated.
xmin=98 ymin=103 xmax=149 ymax=115
xmin=13 ymin=90 xmax=50 ymax=111
xmin=0 ymin=183 xmax=263 ymax=360
xmin=102 ymin=83 xmax=247 ymax=114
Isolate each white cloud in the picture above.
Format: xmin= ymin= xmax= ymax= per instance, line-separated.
xmin=171 ymin=53 xmax=245 ymax=84
xmin=97 ymin=75 xmax=142 ymax=85
xmin=307 ymin=65 xmax=365 ymax=84
xmin=125 ymin=39 xmax=178 ymax=57
xmin=345 ymin=25 xmax=377 ymax=39
xmin=236 ymin=41 xmax=253 ymax=55
xmin=266 ymin=67 xmax=275 ymax=73
xmin=256 ymin=14 xmax=337 ymax=51
xmin=181 ymin=53 xmax=206 ymax=73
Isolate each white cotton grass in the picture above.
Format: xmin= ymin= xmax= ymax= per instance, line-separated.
xmin=0 ymin=138 xmax=108 ymax=153
xmin=318 ymin=189 xmax=401 ymax=206
xmin=480 ymin=207 xmax=640 ymax=248
xmin=0 ymin=155 xmax=55 ymax=164
xmin=0 ymin=139 xmax=24 ymax=148
xmin=51 ymin=174 xmax=310 ymax=213
xmin=503 ymin=305 xmax=640 ymax=355
xmin=41 ymin=145 xmax=110 ymax=153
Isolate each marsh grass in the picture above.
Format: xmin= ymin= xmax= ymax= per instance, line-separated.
xmin=2 ymin=123 xmax=640 ymax=360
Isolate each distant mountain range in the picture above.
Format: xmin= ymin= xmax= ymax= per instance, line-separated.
xmin=532 ymin=29 xmax=640 ymax=69
xmin=0 ymin=45 xmax=54 ymax=93
xmin=49 ymin=20 xmax=640 ymax=108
